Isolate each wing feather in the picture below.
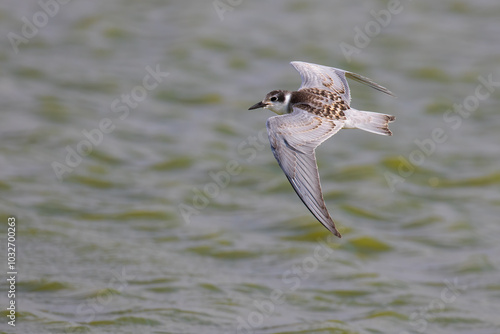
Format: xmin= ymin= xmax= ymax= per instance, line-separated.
xmin=290 ymin=61 xmax=395 ymax=106
xmin=266 ymin=107 xmax=344 ymax=237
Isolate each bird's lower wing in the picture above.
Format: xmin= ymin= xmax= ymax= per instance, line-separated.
xmin=266 ymin=108 xmax=344 ymax=237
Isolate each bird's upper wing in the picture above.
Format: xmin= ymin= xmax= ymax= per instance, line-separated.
xmin=266 ymin=106 xmax=344 ymax=237
xmin=291 ymin=61 xmax=395 ymax=106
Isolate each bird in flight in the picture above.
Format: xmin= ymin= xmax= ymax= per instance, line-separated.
xmin=248 ymin=61 xmax=395 ymax=238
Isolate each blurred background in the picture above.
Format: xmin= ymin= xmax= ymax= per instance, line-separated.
xmin=1 ymin=1 xmax=500 ymax=333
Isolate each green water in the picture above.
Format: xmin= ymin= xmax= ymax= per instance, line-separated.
xmin=1 ymin=1 xmax=500 ymax=333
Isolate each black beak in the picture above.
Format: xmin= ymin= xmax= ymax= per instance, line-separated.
xmin=248 ymin=101 xmax=267 ymax=110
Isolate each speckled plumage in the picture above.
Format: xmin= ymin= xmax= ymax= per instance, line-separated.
xmin=292 ymin=88 xmax=348 ymax=120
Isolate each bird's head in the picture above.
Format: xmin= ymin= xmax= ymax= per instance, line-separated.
xmin=248 ymin=90 xmax=290 ymax=115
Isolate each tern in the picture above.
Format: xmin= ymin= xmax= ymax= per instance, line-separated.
xmin=249 ymin=61 xmax=395 ymax=238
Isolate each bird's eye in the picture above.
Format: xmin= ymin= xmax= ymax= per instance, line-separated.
xmin=270 ymin=96 xmax=278 ymax=102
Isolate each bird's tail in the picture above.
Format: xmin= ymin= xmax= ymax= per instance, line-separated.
xmin=344 ymin=109 xmax=395 ymax=136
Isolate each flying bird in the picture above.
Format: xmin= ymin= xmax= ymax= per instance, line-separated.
xmin=249 ymin=61 xmax=395 ymax=238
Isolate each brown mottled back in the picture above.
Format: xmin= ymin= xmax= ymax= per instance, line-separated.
xmin=292 ymin=88 xmax=348 ymax=120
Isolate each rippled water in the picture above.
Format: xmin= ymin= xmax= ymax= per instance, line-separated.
xmin=1 ymin=1 xmax=500 ymax=333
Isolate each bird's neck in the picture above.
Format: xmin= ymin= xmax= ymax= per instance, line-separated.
xmin=288 ymin=90 xmax=312 ymax=112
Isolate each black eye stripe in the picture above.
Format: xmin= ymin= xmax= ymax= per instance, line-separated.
xmin=266 ymin=90 xmax=286 ymax=103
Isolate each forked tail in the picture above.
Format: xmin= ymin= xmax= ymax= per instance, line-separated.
xmin=344 ymin=109 xmax=395 ymax=136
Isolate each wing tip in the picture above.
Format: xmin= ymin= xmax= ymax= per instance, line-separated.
xmin=345 ymin=71 xmax=396 ymax=97
xmin=330 ymin=225 xmax=342 ymax=238
xmin=321 ymin=219 xmax=342 ymax=238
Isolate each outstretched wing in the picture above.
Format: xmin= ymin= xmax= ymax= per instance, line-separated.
xmin=290 ymin=61 xmax=395 ymax=106
xmin=266 ymin=106 xmax=344 ymax=237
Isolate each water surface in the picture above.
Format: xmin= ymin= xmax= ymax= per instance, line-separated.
xmin=0 ymin=1 xmax=500 ymax=333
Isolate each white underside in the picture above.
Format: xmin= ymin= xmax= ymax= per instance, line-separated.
xmin=343 ymin=108 xmax=393 ymax=135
